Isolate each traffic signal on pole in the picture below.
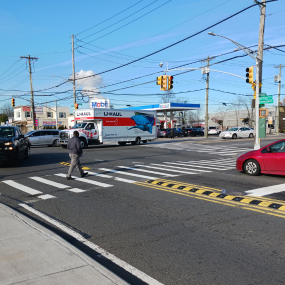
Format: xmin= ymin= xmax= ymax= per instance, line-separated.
xmin=161 ymin=75 xmax=168 ymax=91
xmin=75 ymin=103 xmax=78 ymax=109
xmin=168 ymin=75 xmax=174 ymax=90
xmin=246 ymin=66 xmax=254 ymax=84
xmin=11 ymin=98 xmax=15 ymax=107
xmin=157 ymin=76 xmax=162 ymax=86
xmin=251 ymin=83 xmax=262 ymax=99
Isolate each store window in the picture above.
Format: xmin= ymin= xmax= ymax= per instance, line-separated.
xmin=47 ymin=112 xmax=53 ymax=118
xmin=25 ymin=112 xmax=32 ymax=118
xmin=59 ymin=112 xmax=66 ymax=118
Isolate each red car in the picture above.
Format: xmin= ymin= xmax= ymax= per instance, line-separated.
xmin=236 ymin=139 xmax=285 ymax=176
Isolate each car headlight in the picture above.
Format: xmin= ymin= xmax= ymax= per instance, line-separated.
xmin=4 ymin=142 xmax=12 ymax=146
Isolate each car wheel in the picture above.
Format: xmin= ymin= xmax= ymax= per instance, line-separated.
xmin=232 ymin=133 xmax=237 ymax=139
xmin=25 ymin=147 xmax=30 ymax=159
xmin=53 ymin=139 xmax=60 ymax=146
xmin=132 ymin=137 xmax=141 ymax=145
xmin=79 ymin=138 xmax=87 ymax=149
xmin=243 ymin=159 xmax=261 ymax=176
xmin=249 ymin=133 xmax=254 ymax=138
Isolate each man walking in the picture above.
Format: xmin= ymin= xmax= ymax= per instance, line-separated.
xmin=66 ymin=131 xmax=88 ymax=180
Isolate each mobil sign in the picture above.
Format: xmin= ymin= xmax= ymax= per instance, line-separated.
xmin=90 ymin=99 xmax=110 ymax=109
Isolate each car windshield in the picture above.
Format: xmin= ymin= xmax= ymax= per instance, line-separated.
xmin=0 ymin=127 xmax=15 ymax=138
xmin=228 ymin=128 xmax=238 ymax=131
xmin=72 ymin=123 xmax=87 ymax=129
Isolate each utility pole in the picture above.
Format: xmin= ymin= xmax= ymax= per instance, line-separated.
xmin=254 ymin=0 xmax=266 ymax=150
xmin=55 ymin=100 xmax=58 ymax=129
xmin=72 ymin=35 xmax=77 ymax=124
xmin=274 ymin=64 xmax=285 ymax=135
xmin=202 ymin=56 xmax=215 ymax=138
xmin=20 ymin=55 xmax=38 ymax=130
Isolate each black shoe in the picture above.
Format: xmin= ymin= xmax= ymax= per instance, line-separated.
xmin=66 ymin=176 xmax=75 ymax=180
xmin=81 ymin=172 xmax=88 ymax=178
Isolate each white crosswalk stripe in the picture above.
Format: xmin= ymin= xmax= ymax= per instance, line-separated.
xmin=117 ymin=166 xmax=178 ymax=177
xmin=143 ymin=142 xmax=252 ymax=156
xmin=135 ymin=164 xmax=197 ymax=174
xmin=88 ymin=171 xmax=137 ymax=183
xmin=163 ymin=162 xmax=230 ymax=171
xmin=99 ymin=168 xmax=157 ymax=179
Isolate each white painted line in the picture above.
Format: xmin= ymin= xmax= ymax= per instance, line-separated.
xmin=167 ymin=162 xmax=230 ymax=170
xmin=117 ymin=166 xmax=178 ymax=177
xmin=135 ymin=165 xmax=196 ymax=174
xmin=245 ymin=183 xmax=285 ymax=197
xmin=55 ymin=174 xmax=113 ymax=188
xmin=29 ymin=177 xmax=70 ymax=189
xmin=155 ymin=163 xmax=212 ymax=172
xmin=38 ymin=194 xmax=56 ymax=200
xmin=2 ymin=180 xmax=42 ymax=195
xmin=68 ymin=188 xmax=87 ymax=193
xmin=87 ymin=171 xmax=136 ymax=184
xmin=99 ymin=168 xmax=157 ymax=179
xmin=19 ymin=203 xmax=164 ymax=285
xmin=184 ymin=161 xmax=235 ymax=167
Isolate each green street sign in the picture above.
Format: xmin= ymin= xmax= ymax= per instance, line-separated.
xmin=259 ymin=94 xmax=273 ymax=104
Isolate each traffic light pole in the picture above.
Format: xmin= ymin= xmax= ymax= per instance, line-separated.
xmin=254 ymin=59 xmax=260 ymax=150
xmin=72 ymin=35 xmax=77 ymax=125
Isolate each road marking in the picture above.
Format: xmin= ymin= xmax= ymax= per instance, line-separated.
xmin=117 ymin=166 xmax=178 ymax=177
xmin=19 ymin=203 xmax=164 ymax=285
xmin=38 ymin=194 xmax=56 ymax=200
xmin=68 ymin=188 xmax=87 ymax=193
xmin=60 ymin=162 xmax=90 ymax=170
xmin=163 ymin=162 xmax=228 ymax=171
xmin=88 ymin=171 xmax=136 ymax=183
xmin=2 ymin=180 xmax=42 ymax=196
xmin=99 ymin=168 xmax=157 ymax=179
xmin=135 ymin=164 xmax=197 ymax=174
xmin=55 ymin=173 xmax=113 ymax=188
xmin=245 ymin=183 xmax=285 ymax=197
xmin=29 ymin=177 xmax=70 ymax=189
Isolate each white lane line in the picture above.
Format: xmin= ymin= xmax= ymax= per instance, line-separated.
xmin=38 ymin=194 xmax=56 ymax=200
xmin=154 ymin=163 xmax=212 ymax=172
xmin=99 ymin=168 xmax=157 ymax=179
xmin=117 ymin=166 xmax=178 ymax=177
xmin=2 ymin=180 xmax=42 ymax=195
xmin=163 ymin=162 xmax=229 ymax=171
xmin=68 ymin=188 xmax=87 ymax=193
xmin=55 ymin=174 xmax=113 ymax=188
xmin=245 ymin=183 xmax=285 ymax=197
xmin=135 ymin=165 xmax=196 ymax=174
xmin=174 ymin=161 xmax=234 ymax=169
xmin=19 ymin=203 xmax=164 ymax=285
xmin=87 ymin=171 xmax=136 ymax=184
xmin=29 ymin=177 xmax=70 ymax=189
xmin=183 ymin=161 xmax=235 ymax=167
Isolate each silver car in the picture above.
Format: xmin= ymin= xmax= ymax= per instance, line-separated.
xmin=25 ymin=130 xmax=60 ymax=147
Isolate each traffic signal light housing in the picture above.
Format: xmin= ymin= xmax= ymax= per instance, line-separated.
xmin=246 ymin=66 xmax=254 ymax=84
xmin=157 ymin=76 xmax=162 ymax=86
xmin=168 ymin=76 xmax=174 ymax=90
xmin=161 ymin=75 xmax=168 ymax=91
xmin=75 ymin=103 xmax=78 ymax=109
xmin=251 ymin=83 xmax=262 ymax=99
xmin=11 ymin=98 xmax=15 ymax=107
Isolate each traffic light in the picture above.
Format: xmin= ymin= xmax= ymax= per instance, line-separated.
xmin=161 ymin=75 xmax=168 ymax=91
xmin=11 ymin=98 xmax=15 ymax=107
xmin=157 ymin=76 xmax=162 ymax=86
xmin=246 ymin=66 xmax=254 ymax=84
xmin=75 ymin=103 xmax=78 ymax=109
xmin=251 ymin=83 xmax=262 ymax=99
xmin=168 ymin=76 xmax=174 ymax=90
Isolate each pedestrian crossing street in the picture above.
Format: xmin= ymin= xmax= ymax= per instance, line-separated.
xmin=1 ymin=158 xmax=236 ymax=202
xmin=143 ymin=142 xmax=252 ymax=156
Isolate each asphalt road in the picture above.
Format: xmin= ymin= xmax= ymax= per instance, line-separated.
xmin=1 ymin=135 xmax=285 ymax=285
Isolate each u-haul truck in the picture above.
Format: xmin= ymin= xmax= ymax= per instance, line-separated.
xmin=59 ymin=108 xmax=157 ymax=148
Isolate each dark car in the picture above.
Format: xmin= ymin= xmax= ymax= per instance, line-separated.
xmin=183 ymin=128 xmax=204 ymax=137
xmin=236 ymin=139 xmax=285 ymax=176
xmin=158 ymin=128 xmax=182 ymax=138
xmin=0 ymin=126 xmax=30 ymax=165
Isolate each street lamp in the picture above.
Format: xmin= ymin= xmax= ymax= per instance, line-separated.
xmin=208 ymin=32 xmax=262 ymax=150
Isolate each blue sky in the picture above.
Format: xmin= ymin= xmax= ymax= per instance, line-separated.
xmin=0 ymin=0 xmax=285 ymax=115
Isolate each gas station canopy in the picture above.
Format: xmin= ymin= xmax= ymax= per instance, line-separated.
xmin=125 ymin=102 xmax=200 ymax=112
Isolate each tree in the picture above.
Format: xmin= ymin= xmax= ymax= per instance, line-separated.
xmin=158 ymin=90 xmax=176 ymax=103
xmin=0 ymin=113 xmax=8 ymax=123
xmin=194 ymin=109 xmax=204 ymax=126
xmin=229 ymin=96 xmax=243 ymax=127
xmin=1 ymin=103 xmax=14 ymax=117
xmin=212 ymin=105 xmax=228 ymax=130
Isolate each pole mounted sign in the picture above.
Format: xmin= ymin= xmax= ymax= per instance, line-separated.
xmin=259 ymin=93 xmax=273 ymax=104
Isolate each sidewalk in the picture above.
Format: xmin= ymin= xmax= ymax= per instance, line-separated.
xmin=0 ymin=203 xmax=128 ymax=285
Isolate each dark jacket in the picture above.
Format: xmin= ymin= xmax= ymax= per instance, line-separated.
xmin=67 ymin=136 xmax=83 ymax=155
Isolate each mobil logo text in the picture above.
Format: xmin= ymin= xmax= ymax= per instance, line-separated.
xmin=91 ymin=101 xmax=109 ymax=108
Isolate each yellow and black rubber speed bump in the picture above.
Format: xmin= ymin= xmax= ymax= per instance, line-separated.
xmin=136 ymin=179 xmax=285 ymax=217
xmin=59 ymin=162 xmax=90 ymax=170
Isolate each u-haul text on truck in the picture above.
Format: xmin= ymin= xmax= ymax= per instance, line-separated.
xmin=59 ymin=108 xmax=157 ymax=148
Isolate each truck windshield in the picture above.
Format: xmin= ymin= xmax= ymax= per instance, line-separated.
xmin=72 ymin=123 xmax=87 ymax=129
xmin=0 ymin=127 xmax=15 ymax=138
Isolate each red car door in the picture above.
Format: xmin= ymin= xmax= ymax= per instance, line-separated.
xmin=262 ymin=141 xmax=285 ymax=174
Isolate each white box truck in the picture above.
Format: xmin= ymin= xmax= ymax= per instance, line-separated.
xmin=59 ymin=108 xmax=157 ymax=148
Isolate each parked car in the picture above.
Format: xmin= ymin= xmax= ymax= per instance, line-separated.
xmin=25 ymin=129 xmax=60 ymax=147
xmin=0 ymin=126 xmax=30 ymax=165
xmin=183 ymin=128 xmax=204 ymax=137
xmin=158 ymin=128 xmax=182 ymax=138
xmin=236 ymin=139 xmax=285 ymax=176
xmin=208 ymin=126 xmax=221 ymax=135
xmin=219 ymin=127 xmax=254 ymax=139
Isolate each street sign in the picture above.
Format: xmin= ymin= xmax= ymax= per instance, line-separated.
xmin=71 ymin=103 xmax=82 ymax=107
xmin=259 ymin=93 xmax=273 ymax=104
